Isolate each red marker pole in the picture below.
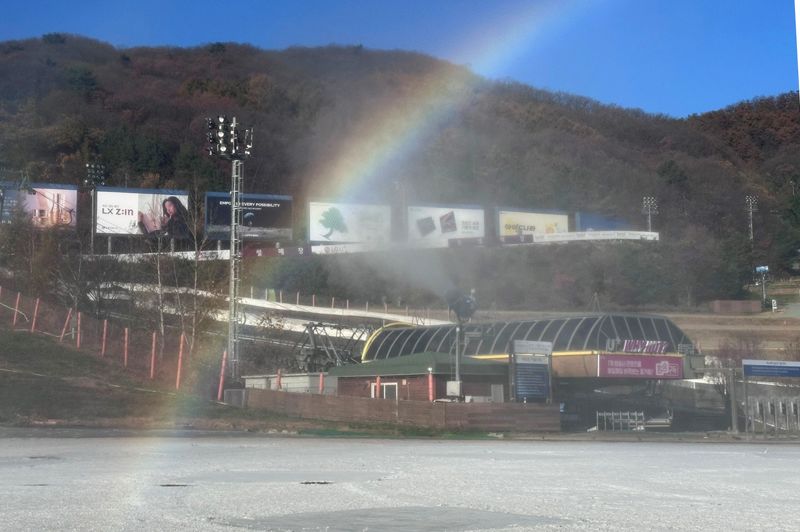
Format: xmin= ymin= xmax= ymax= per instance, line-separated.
xmin=30 ymin=298 xmax=40 ymax=333
xmin=75 ymin=312 xmax=81 ymax=349
xmin=59 ymin=308 xmax=73 ymax=343
xmin=217 ymin=350 xmax=228 ymax=401
xmin=428 ymin=371 xmax=434 ymax=402
xmin=375 ymin=375 xmax=382 ymax=399
xmin=123 ymin=327 xmax=129 ymax=367
xmin=175 ymin=333 xmax=185 ymax=390
xmin=318 ymin=372 xmax=324 ymax=394
xmin=149 ymin=331 xmax=157 ymax=380
xmin=12 ymin=292 xmax=20 ymax=327
xmin=100 ymin=319 xmax=108 ymax=357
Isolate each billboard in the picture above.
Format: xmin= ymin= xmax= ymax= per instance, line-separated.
xmin=598 ymin=355 xmax=683 ymax=379
xmin=497 ymin=208 xmax=568 ymax=237
xmin=308 ymin=201 xmax=391 ymax=243
xmin=96 ymin=187 xmax=190 ymax=238
xmin=0 ymin=183 xmax=77 ymax=229
xmin=205 ymin=192 xmax=292 ymax=241
xmin=573 ymin=212 xmax=632 ymax=231
xmin=407 ymin=205 xmax=485 ymax=248
xmin=743 ymin=359 xmax=800 ymax=378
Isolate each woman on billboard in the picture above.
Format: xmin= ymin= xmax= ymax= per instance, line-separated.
xmin=139 ymin=196 xmax=190 ymax=239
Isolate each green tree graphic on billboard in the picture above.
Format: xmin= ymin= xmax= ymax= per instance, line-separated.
xmin=319 ymin=207 xmax=348 ymax=239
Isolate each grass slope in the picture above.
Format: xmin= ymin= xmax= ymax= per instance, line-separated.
xmin=0 ymin=328 xmax=297 ymax=429
xmin=0 ymin=328 xmax=465 ymax=437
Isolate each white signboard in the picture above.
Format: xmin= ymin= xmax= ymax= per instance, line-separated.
xmin=308 ymin=202 xmax=391 ymax=243
xmin=96 ymin=188 xmax=190 ymax=238
xmin=407 ymin=205 xmax=485 ymax=248
xmin=513 ymin=340 xmax=553 ymax=356
xmin=498 ymin=209 xmax=568 ymax=237
xmin=533 ymin=231 xmax=659 ymax=243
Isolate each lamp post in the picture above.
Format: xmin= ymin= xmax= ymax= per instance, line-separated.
xmin=206 ymin=115 xmax=253 ymax=380
xmin=755 ymin=265 xmax=769 ymax=308
xmin=642 ymin=196 xmax=658 ymax=232
xmin=84 ymin=162 xmax=106 ymax=254
xmin=446 ymin=288 xmax=477 ymax=398
xmin=745 ymin=195 xmax=758 ymax=242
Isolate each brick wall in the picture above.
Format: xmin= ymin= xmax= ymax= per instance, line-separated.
xmin=246 ymin=388 xmax=560 ymax=432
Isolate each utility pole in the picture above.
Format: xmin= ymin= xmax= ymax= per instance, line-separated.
xmin=206 ymin=116 xmax=253 ymax=380
xmin=642 ymin=196 xmax=658 ymax=232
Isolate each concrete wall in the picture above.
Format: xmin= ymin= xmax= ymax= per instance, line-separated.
xmin=246 ymin=388 xmax=560 ymax=432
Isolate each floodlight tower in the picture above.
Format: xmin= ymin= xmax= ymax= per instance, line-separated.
xmin=84 ymin=162 xmax=106 ymax=254
xmin=642 ymin=196 xmax=658 ymax=232
xmin=745 ymin=195 xmax=758 ymax=242
xmin=206 ymin=115 xmax=254 ymax=380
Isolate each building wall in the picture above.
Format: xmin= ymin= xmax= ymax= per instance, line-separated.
xmin=246 ymin=388 xmax=560 ymax=432
xmin=337 ymin=375 xmax=507 ymax=401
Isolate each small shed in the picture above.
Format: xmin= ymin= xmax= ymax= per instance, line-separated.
xmin=329 ymin=351 xmax=508 ymax=402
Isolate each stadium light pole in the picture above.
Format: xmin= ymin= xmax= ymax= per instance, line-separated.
xmin=84 ymin=162 xmax=106 ymax=254
xmin=642 ymin=196 xmax=658 ymax=232
xmin=206 ymin=115 xmax=253 ymax=380
xmin=745 ymin=195 xmax=758 ymax=242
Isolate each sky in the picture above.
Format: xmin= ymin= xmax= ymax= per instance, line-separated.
xmin=0 ymin=0 xmax=797 ymax=117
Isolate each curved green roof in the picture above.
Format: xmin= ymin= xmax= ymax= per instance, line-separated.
xmin=362 ymin=313 xmax=692 ymax=361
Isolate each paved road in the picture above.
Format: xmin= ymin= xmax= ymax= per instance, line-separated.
xmin=1 ymin=429 xmax=799 ymax=531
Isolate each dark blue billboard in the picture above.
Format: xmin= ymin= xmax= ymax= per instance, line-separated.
xmin=205 ymin=192 xmax=292 ymax=241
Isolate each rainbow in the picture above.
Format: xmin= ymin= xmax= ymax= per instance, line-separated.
xmin=319 ymin=0 xmax=582 ymax=201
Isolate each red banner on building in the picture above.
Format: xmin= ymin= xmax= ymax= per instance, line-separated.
xmin=598 ymin=355 xmax=683 ymax=379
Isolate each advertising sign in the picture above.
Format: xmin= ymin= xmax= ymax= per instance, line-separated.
xmin=407 ymin=205 xmax=485 ymax=248
xmin=598 ymin=355 xmax=683 ymax=379
xmin=573 ymin=212 xmax=632 ymax=231
xmin=205 ymin=192 xmax=292 ymax=241
xmin=308 ymin=201 xmax=391 ymax=243
xmin=497 ymin=209 xmax=568 ymax=237
xmin=534 ymin=231 xmax=658 ymax=243
xmin=0 ymin=183 xmax=77 ymax=229
xmin=96 ymin=187 xmax=190 ymax=238
xmin=243 ymin=244 xmax=311 ymax=258
xmin=742 ymin=359 xmax=800 ymax=378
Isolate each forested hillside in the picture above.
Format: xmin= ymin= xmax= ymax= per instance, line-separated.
xmin=1 ymin=33 xmax=799 ymax=310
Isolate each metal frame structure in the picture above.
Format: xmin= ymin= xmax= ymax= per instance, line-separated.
xmin=642 ymin=196 xmax=658 ymax=232
xmin=84 ymin=162 xmax=106 ymax=254
xmin=293 ymin=321 xmax=372 ymax=372
xmin=745 ymin=195 xmax=758 ymax=242
xmin=207 ymin=116 xmax=253 ymax=379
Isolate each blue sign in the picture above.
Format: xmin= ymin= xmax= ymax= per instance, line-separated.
xmin=514 ymin=360 xmax=550 ymax=401
xmin=743 ymin=359 xmax=800 ymax=378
